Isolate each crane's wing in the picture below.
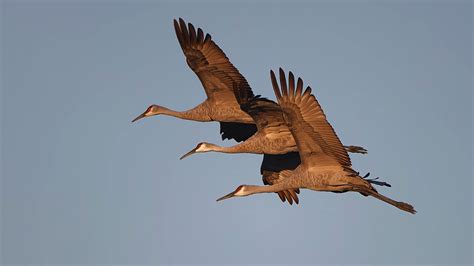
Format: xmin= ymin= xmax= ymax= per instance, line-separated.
xmin=261 ymin=152 xmax=301 ymax=205
xmin=241 ymin=96 xmax=288 ymax=133
xmin=271 ymin=69 xmax=353 ymax=172
xmin=174 ymin=18 xmax=254 ymax=103
xmin=232 ymin=82 xmax=288 ymax=133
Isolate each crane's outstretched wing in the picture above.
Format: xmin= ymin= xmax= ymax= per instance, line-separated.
xmin=174 ymin=18 xmax=254 ymax=102
xmin=174 ymin=18 xmax=257 ymax=142
xmin=232 ymin=82 xmax=369 ymax=152
xmin=261 ymin=152 xmax=301 ymax=205
xmin=231 ymin=82 xmax=288 ymax=134
xmin=240 ymin=96 xmax=288 ymax=134
xmin=271 ymin=69 xmax=354 ymax=173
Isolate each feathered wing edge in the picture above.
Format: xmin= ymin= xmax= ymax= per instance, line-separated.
xmin=261 ymin=152 xmax=302 ymax=205
xmin=173 ymin=18 xmax=254 ymax=101
xmin=270 ymin=68 xmax=355 ymax=173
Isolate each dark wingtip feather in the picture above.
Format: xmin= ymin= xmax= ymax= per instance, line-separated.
xmin=293 ymin=77 xmax=303 ymax=100
xmin=173 ymin=19 xmax=184 ymax=47
xmin=270 ymin=70 xmax=282 ymax=100
xmin=290 ymin=190 xmax=299 ymax=205
xmin=288 ymin=71 xmax=295 ymax=97
xmin=188 ymin=23 xmax=196 ymax=43
xmin=178 ymin=18 xmax=189 ymax=45
xmin=279 ymin=68 xmax=287 ymax=96
xmin=196 ymin=28 xmax=204 ymax=43
xmin=270 ymin=69 xmax=275 ymax=79
xmin=287 ymin=195 xmax=293 ymax=205
xmin=204 ymin=33 xmax=211 ymax=43
xmin=277 ymin=192 xmax=286 ymax=202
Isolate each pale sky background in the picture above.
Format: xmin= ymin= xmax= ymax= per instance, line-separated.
xmin=1 ymin=1 xmax=472 ymax=265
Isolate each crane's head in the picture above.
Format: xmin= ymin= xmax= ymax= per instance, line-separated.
xmin=216 ymin=185 xmax=252 ymax=202
xmin=179 ymin=142 xmax=215 ymax=160
xmin=131 ymin=104 xmax=164 ymax=123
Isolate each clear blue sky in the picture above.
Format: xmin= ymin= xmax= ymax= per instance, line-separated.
xmin=2 ymin=1 xmax=472 ymax=265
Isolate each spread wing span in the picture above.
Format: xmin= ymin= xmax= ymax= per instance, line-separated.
xmin=174 ymin=18 xmax=254 ymax=102
xmin=271 ymin=69 xmax=354 ymax=174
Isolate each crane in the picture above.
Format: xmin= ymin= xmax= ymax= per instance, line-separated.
xmin=215 ymin=69 xmax=416 ymax=214
xmin=132 ymin=18 xmax=257 ymax=142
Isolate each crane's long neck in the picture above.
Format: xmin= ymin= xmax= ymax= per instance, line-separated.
xmin=160 ymin=103 xmax=211 ymax=122
xmin=245 ymin=182 xmax=294 ymax=195
xmin=207 ymin=140 xmax=261 ymax=154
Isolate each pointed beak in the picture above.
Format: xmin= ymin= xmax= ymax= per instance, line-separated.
xmin=179 ymin=147 xmax=198 ymax=160
xmin=216 ymin=190 xmax=237 ymax=202
xmin=131 ymin=112 xmax=147 ymax=123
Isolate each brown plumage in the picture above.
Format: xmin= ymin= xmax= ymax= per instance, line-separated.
xmin=179 ymin=74 xmax=367 ymax=205
xmin=132 ymin=18 xmax=257 ymax=142
xmin=261 ymin=152 xmax=301 ymax=205
xmin=216 ymin=69 xmax=416 ymax=214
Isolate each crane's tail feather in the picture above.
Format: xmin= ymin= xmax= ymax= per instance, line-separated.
xmin=367 ymin=179 xmax=392 ymax=187
xmin=344 ymin=145 xmax=368 ymax=154
xmin=357 ymin=172 xmax=391 ymax=187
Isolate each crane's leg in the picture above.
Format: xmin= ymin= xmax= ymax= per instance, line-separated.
xmin=325 ymin=180 xmax=415 ymax=214
xmin=353 ymin=185 xmax=416 ymax=214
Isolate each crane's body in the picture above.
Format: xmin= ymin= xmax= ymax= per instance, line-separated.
xmin=180 ymin=96 xmax=367 ymax=158
xmin=217 ymin=69 xmax=416 ymax=214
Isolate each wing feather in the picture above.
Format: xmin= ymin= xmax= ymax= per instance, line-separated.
xmin=244 ymin=97 xmax=287 ymax=132
xmin=261 ymin=153 xmax=301 ymax=205
xmin=174 ymin=18 xmax=254 ymax=101
xmin=271 ymin=69 xmax=353 ymax=170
